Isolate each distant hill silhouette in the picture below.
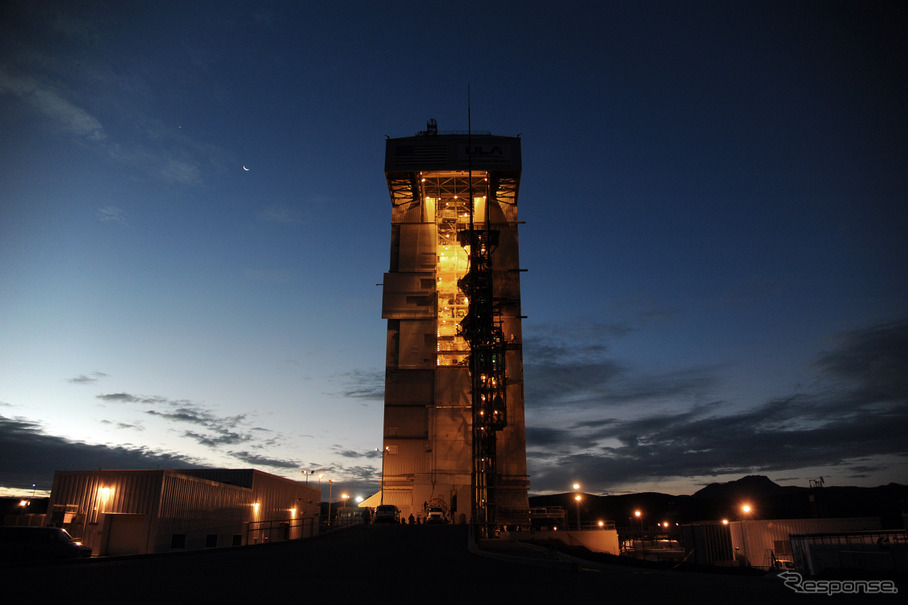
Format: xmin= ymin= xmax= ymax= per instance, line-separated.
xmin=692 ymin=474 xmax=795 ymax=498
xmin=529 ymin=475 xmax=908 ymax=529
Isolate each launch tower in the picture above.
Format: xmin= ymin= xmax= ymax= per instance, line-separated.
xmin=380 ymin=120 xmax=528 ymax=533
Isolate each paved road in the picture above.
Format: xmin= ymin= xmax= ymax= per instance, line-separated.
xmin=1 ymin=525 xmax=898 ymax=603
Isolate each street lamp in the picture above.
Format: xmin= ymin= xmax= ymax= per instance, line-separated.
xmin=740 ymin=503 xmax=753 ymax=567
xmin=327 ymin=480 xmax=334 ymax=527
xmin=633 ymin=509 xmax=644 ymax=557
xmin=574 ymin=494 xmax=582 ymax=530
xmin=379 ymin=446 xmax=390 ymax=504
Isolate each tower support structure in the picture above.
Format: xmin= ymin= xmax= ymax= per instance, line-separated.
xmin=380 ymin=121 xmax=528 ymax=531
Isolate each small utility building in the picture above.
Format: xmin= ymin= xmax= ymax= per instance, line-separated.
xmin=47 ymin=469 xmax=320 ymax=556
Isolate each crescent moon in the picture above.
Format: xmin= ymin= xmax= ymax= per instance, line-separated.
xmin=243 ymin=165 xmax=250 ymax=171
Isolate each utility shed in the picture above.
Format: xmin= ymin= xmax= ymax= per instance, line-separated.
xmin=682 ymin=517 xmax=881 ymax=569
xmin=46 ymin=469 xmax=320 ymax=556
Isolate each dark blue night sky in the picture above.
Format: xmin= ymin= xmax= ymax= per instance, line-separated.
xmin=1 ymin=1 xmax=906 ymax=498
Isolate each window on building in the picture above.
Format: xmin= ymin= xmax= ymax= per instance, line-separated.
xmin=205 ymin=534 xmax=218 ymax=548
xmin=170 ymin=534 xmax=186 ymax=549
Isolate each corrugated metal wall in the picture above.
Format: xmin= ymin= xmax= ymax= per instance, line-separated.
xmin=681 ymin=523 xmax=734 ymax=566
xmin=153 ymin=472 xmax=250 ymax=552
xmin=732 ymin=517 xmax=881 ymax=569
xmin=46 ymin=469 xmax=320 ymax=554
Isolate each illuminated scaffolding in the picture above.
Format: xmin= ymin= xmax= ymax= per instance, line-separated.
xmin=380 ymin=121 xmax=528 ymax=532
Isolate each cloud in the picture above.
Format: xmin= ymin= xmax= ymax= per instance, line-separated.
xmin=97 ymin=392 xmax=167 ymax=405
xmin=96 ymin=205 xmax=127 ymax=224
xmin=332 ymin=445 xmax=382 ymax=459
xmin=68 ymin=371 xmax=109 ymax=385
xmin=261 ymin=205 xmax=304 ymax=226
xmin=182 ymin=430 xmax=249 ymax=447
xmin=0 ymin=414 xmax=197 ymax=491
xmin=1 ymin=12 xmax=227 ymax=188
xmin=159 ymin=157 xmax=203 ymax=186
xmin=98 ymin=391 xmax=267 ymax=452
xmin=338 ymin=369 xmax=384 ymax=401
xmin=815 ymin=318 xmax=908 ymax=403
xmin=145 ymin=405 xmax=253 ymax=448
xmin=523 ymin=324 xmax=715 ymax=409
xmin=228 ymin=450 xmax=300 ymax=469
xmin=99 ymin=419 xmax=144 ymax=431
xmin=0 ymin=69 xmax=106 ymax=141
xmin=525 ymin=318 xmax=908 ymax=493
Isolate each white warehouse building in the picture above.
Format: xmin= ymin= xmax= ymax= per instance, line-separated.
xmin=46 ymin=469 xmax=320 ymax=556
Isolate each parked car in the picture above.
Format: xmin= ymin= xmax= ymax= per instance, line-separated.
xmin=0 ymin=526 xmax=92 ymax=562
xmin=426 ymin=507 xmax=446 ymax=524
xmin=373 ymin=505 xmax=400 ymax=524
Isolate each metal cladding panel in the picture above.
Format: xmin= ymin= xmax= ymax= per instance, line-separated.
xmin=381 ymin=272 xmax=435 ymax=319
xmin=398 ymin=319 xmax=435 ymax=368
xmin=49 ymin=470 xmax=165 ymax=520
xmin=384 ymin=405 xmax=428 ymax=438
xmin=398 ymin=224 xmax=436 ymax=271
xmin=182 ymin=469 xmax=255 ymax=488
xmin=385 ymin=134 xmax=522 ymax=173
xmin=384 ymin=369 xmax=434 ymax=405
xmin=436 ymin=367 xmax=470 ymax=406
xmin=681 ymin=523 xmax=734 ymax=566
xmin=379 ymin=488 xmax=413 ymax=508
xmin=250 ymin=470 xmax=321 ymax=521
xmin=154 ymin=472 xmax=250 ymax=552
xmin=731 ymin=518 xmax=882 ymax=569
xmin=431 ymin=408 xmax=471 ymax=473
xmin=47 ymin=469 xmax=319 ymax=553
xmin=383 ymin=441 xmax=430 ymax=476
xmin=500 ymin=317 xmax=523 ymax=348
xmin=496 ymin=424 xmax=528 ymax=477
